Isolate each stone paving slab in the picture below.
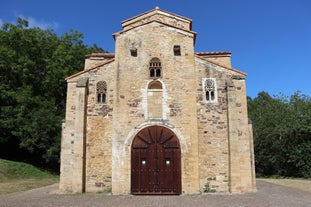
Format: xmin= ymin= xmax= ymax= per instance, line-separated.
xmin=0 ymin=180 xmax=310 ymax=207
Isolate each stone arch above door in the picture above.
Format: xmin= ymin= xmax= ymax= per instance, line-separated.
xmin=124 ymin=121 xmax=188 ymax=154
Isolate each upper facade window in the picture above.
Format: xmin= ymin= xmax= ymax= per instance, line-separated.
xmin=96 ymin=81 xmax=107 ymax=104
xmin=149 ymin=58 xmax=161 ymax=78
xmin=173 ymin=45 xmax=181 ymax=56
xmin=203 ymin=78 xmax=217 ymax=103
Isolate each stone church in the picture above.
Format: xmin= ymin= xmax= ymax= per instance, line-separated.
xmin=60 ymin=7 xmax=256 ymax=195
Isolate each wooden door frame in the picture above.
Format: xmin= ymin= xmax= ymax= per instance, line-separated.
xmin=130 ymin=125 xmax=181 ymax=195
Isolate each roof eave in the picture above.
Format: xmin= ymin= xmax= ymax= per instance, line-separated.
xmin=122 ymin=7 xmax=192 ymax=26
xmin=113 ymin=20 xmax=196 ymax=43
xmin=195 ymin=55 xmax=247 ymax=76
xmin=65 ymin=58 xmax=115 ymax=81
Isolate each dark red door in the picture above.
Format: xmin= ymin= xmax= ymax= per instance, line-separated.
xmin=131 ymin=126 xmax=181 ymax=195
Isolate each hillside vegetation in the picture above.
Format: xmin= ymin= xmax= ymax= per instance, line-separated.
xmin=0 ymin=18 xmax=104 ymax=171
xmin=0 ymin=159 xmax=58 ymax=196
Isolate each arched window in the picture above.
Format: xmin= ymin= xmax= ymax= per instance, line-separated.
xmin=148 ymin=81 xmax=162 ymax=89
xmin=96 ymin=81 xmax=107 ymax=103
xmin=203 ymin=78 xmax=217 ymax=102
xmin=149 ymin=58 xmax=161 ymax=78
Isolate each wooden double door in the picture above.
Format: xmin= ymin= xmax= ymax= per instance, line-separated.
xmin=131 ymin=126 xmax=181 ymax=195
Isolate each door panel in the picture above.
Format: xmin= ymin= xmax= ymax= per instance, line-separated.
xmin=131 ymin=126 xmax=181 ymax=195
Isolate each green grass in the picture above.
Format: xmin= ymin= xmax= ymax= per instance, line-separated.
xmin=0 ymin=159 xmax=58 ymax=196
xmin=0 ymin=158 xmax=56 ymax=180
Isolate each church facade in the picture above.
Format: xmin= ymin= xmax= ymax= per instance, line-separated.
xmin=60 ymin=7 xmax=256 ymax=195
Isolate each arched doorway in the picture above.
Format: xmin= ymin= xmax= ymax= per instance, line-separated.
xmin=131 ymin=125 xmax=181 ymax=195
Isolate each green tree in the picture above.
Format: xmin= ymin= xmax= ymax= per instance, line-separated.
xmin=286 ymin=92 xmax=311 ymax=177
xmin=248 ymin=91 xmax=311 ymax=178
xmin=0 ymin=18 xmax=105 ymax=171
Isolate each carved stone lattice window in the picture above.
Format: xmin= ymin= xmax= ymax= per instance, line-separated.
xmin=96 ymin=81 xmax=107 ymax=103
xmin=203 ymin=78 xmax=217 ymax=102
xmin=149 ymin=58 xmax=161 ymax=78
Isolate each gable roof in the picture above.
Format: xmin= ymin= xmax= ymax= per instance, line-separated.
xmin=121 ymin=7 xmax=193 ymax=30
xmin=113 ymin=7 xmax=196 ymax=42
xmin=65 ymin=58 xmax=115 ymax=81
xmin=195 ymin=54 xmax=247 ymax=76
xmin=113 ymin=20 xmax=197 ymax=42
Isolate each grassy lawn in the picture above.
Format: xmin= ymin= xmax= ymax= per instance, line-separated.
xmin=0 ymin=158 xmax=58 ymax=197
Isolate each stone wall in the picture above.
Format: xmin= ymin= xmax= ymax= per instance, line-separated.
xmin=112 ymin=21 xmax=200 ymax=194
xmin=84 ymin=62 xmax=115 ymax=192
xmin=195 ymin=58 xmax=256 ymax=193
xmin=196 ymin=59 xmax=230 ymax=192
xmin=196 ymin=52 xmax=232 ymax=68
xmin=84 ymin=53 xmax=114 ymax=70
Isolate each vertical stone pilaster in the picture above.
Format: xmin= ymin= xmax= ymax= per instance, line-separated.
xmin=59 ymin=119 xmax=71 ymax=192
xmin=237 ymin=79 xmax=256 ymax=192
xmin=227 ymin=77 xmax=256 ymax=193
xmin=227 ymin=84 xmax=242 ymax=193
xmin=72 ymin=78 xmax=88 ymax=193
xmin=111 ymin=56 xmax=125 ymax=195
xmin=249 ymin=122 xmax=256 ymax=190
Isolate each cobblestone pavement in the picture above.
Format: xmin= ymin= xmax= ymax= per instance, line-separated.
xmin=0 ymin=180 xmax=310 ymax=207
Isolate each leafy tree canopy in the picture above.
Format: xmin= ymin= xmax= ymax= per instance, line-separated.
xmin=0 ymin=18 xmax=105 ymax=171
xmin=248 ymin=91 xmax=311 ymax=178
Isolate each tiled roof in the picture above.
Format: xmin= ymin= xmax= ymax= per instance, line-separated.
xmin=85 ymin=53 xmax=115 ymax=58
xmin=195 ymin=51 xmax=231 ymax=56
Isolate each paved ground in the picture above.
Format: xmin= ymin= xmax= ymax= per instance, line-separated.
xmin=0 ymin=180 xmax=310 ymax=207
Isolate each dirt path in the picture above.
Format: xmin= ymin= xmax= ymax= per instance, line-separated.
xmin=0 ymin=178 xmax=57 ymax=198
xmin=258 ymin=178 xmax=311 ymax=193
xmin=0 ymin=180 xmax=310 ymax=207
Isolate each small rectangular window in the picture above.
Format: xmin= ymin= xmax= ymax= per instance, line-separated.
xmin=174 ymin=45 xmax=181 ymax=56
xmin=130 ymin=48 xmax=137 ymax=57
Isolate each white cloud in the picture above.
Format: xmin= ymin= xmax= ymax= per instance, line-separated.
xmin=0 ymin=19 xmax=3 ymax=27
xmin=17 ymin=14 xmax=59 ymax=30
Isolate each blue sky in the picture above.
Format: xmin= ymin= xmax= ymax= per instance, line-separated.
xmin=1 ymin=0 xmax=310 ymax=98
